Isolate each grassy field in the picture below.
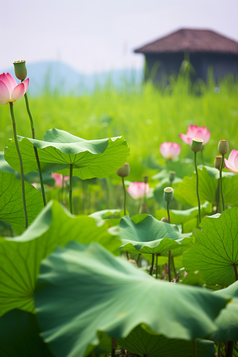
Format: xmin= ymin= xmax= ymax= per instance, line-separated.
xmin=0 ymin=74 xmax=238 ymax=182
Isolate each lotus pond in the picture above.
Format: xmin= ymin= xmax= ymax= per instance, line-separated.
xmin=0 ymin=67 xmax=238 ymax=357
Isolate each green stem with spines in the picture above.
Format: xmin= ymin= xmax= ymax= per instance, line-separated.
xmin=9 ymin=103 xmax=28 ymax=229
xmin=122 ymin=177 xmax=127 ymax=215
xmin=220 ymin=154 xmax=225 ymax=212
xmin=166 ymin=200 xmax=172 ymax=282
xmin=194 ymin=151 xmax=201 ymax=227
xmin=24 ymin=92 xmax=46 ymax=207
xmin=150 ymin=254 xmax=154 ymax=276
xmin=69 ymin=164 xmax=73 ymax=214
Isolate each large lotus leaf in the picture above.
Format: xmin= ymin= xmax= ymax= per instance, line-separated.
xmin=117 ymin=325 xmax=215 ymax=357
xmin=0 ymin=309 xmax=54 ymax=357
xmin=0 ymin=200 xmax=120 ymax=317
xmin=34 ymin=241 xmax=229 ymax=357
xmin=0 ymin=172 xmax=44 ymax=234
xmin=209 ymin=281 xmax=238 ymax=342
xmin=89 ymin=209 xmax=127 ymax=220
xmin=174 ymin=166 xmax=238 ymax=206
xmin=155 ymin=202 xmax=211 ymax=224
xmin=159 ymin=234 xmax=194 ymax=258
xmin=4 ymin=128 xmax=130 ymax=179
xmin=118 ymin=214 xmax=193 ymax=254
xmin=183 ymin=208 xmax=238 ymax=287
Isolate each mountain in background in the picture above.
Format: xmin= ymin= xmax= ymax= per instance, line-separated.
xmin=5 ymin=61 xmax=143 ymax=95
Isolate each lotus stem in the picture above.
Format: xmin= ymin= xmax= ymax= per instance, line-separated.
xmin=150 ymin=253 xmax=154 ymax=276
xmin=194 ymin=151 xmax=201 ymax=227
xmin=233 ymin=263 xmax=238 ymax=281
xmin=168 ymin=251 xmax=172 ymax=282
xmin=136 ymin=254 xmax=141 ymax=267
xmin=156 ymin=254 xmax=158 ymax=279
xmin=216 ymin=178 xmax=220 ymax=213
xmin=226 ymin=341 xmax=234 ymax=357
xmin=69 ymin=163 xmax=73 ymax=214
xmin=122 ymin=177 xmax=127 ymax=215
xmin=166 ymin=201 xmax=171 ymax=223
xmin=9 ymin=103 xmax=28 ymax=229
xmin=61 ymin=175 xmax=65 ymax=203
xmin=24 ymin=92 xmax=46 ymax=207
xmin=192 ymin=339 xmax=197 ymax=357
xmin=220 ymin=154 xmax=225 ymax=212
xmin=218 ymin=342 xmax=221 ymax=357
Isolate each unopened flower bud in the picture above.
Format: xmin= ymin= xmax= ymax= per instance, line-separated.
xmin=169 ymin=170 xmax=176 ymax=183
xmin=13 ymin=60 xmax=27 ymax=81
xmin=143 ymin=174 xmax=148 ymax=183
xmin=161 ymin=217 xmax=170 ymax=223
xmin=191 ymin=138 xmax=203 ymax=152
xmin=214 ymin=155 xmax=222 ymax=170
xmin=139 ymin=202 xmax=149 ymax=214
xmin=163 ymin=187 xmax=174 ymax=202
xmin=218 ymin=140 xmax=229 ymax=155
xmin=117 ymin=162 xmax=130 ymax=177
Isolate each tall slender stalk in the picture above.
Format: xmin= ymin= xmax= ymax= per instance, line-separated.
xmin=167 ymin=201 xmax=170 ymax=223
xmin=9 ymin=103 xmax=28 ymax=229
xmin=194 ymin=152 xmax=201 ymax=227
xmin=23 ymin=92 xmax=46 ymax=206
xmin=220 ymin=154 xmax=225 ymax=212
xmin=69 ymin=164 xmax=73 ymax=214
xmin=192 ymin=339 xmax=197 ymax=357
xmin=216 ymin=178 xmax=220 ymax=213
xmin=137 ymin=254 xmax=141 ymax=267
xmin=168 ymin=251 xmax=172 ymax=282
xmin=150 ymin=254 xmax=154 ymax=276
xmin=122 ymin=177 xmax=127 ymax=215
xmin=226 ymin=341 xmax=234 ymax=357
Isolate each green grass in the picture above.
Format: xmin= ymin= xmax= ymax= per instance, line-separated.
xmin=1 ymin=75 xmax=238 ymax=181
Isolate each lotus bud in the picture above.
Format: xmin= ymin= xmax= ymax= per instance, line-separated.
xmin=117 ymin=162 xmax=130 ymax=177
xmin=214 ymin=155 xmax=223 ymax=170
xmin=191 ymin=138 xmax=203 ymax=152
xmin=218 ymin=140 xmax=229 ymax=155
xmin=139 ymin=202 xmax=149 ymax=214
xmin=143 ymin=174 xmax=148 ymax=183
xmin=163 ymin=187 xmax=174 ymax=202
xmin=13 ymin=60 xmax=27 ymax=81
xmin=161 ymin=217 xmax=170 ymax=223
xmin=169 ymin=170 xmax=176 ymax=183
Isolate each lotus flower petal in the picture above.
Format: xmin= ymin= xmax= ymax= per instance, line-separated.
xmin=180 ymin=125 xmax=210 ymax=145
xmin=23 ymin=78 xmax=29 ymax=93
xmin=160 ymin=141 xmax=181 ymax=159
xmin=225 ymin=150 xmax=238 ymax=173
xmin=11 ymin=83 xmax=25 ymax=102
xmin=0 ymin=73 xmax=17 ymax=93
xmin=127 ymin=182 xmax=150 ymax=199
xmin=0 ymin=80 xmax=10 ymax=104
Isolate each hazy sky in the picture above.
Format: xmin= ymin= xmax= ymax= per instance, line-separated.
xmin=1 ymin=0 xmax=238 ymax=73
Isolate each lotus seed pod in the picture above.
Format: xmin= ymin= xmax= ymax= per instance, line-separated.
xmin=214 ymin=155 xmax=222 ymax=170
xmin=117 ymin=162 xmax=130 ymax=177
xmin=139 ymin=202 xmax=149 ymax=214
xmin=191 ymin=138 xmax=203 ymax=152
xmin=143 ymin=174 xmax=148 ymax=183
xmin=169 ymin=170 xmax=176 ymax=183
xmin=13 ymin=60 xmax=27 ymax=81
xmin=161 ymin=217 xmax=170 ymax=223
xmin=163 ymin=187 xmax=174 ymax=202
xmin=218 ymin=140 xmax=229 ymax=155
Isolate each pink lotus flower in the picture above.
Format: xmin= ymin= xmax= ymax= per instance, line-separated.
xmin=160 ymin=141 xmax=181 ymax=159
xmin=179 ymin=125 xmax=210 ymax=145
xmin=31 ymin=183 xmax=37 ymax=188
xmin=52 ymin=173 xmax=70 ymax=188
xmin=127 ymin=182 xmax=150 ymax=199
xmin=0 ymin=73 xmax=29 ymax=105
xmin=224 ymin=150 xmax=238 ymax=173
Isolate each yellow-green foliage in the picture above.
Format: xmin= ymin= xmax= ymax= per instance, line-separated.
xmin=0 ymin=78 xmax=238 ymax=180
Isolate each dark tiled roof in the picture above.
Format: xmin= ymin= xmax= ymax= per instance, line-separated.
xmin=134 ymin=29 xmax=238 ymax=54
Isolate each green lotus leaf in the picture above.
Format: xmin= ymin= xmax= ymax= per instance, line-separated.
xmin=155 ymin=202 xmax=211 ymax=224
xmin=174 ymin=166 xmax=238 ymax=206
xmin=0 ymin=309 xmax=54 ymax=357
xmin=4 ymin=128 xmax=130 ymax=179
xmin=118 ymin=214 xmax=193 ymax=254
xmin=117 ymin=325 xmax=215 ymax=357
xmin=209 ymin=281 xmax=238 ymax=342
xmin=0 ymin=172 xmax=43 ymax=234
xmin=0 ymin=200 xmax=120 ymax=317
xmin=183 ymin=208 xmax=238 ymax=287
xmin=34 ymin=241 xmax=229 ymax=357
xmin=89 ymin=209 xmax=126 ymax=220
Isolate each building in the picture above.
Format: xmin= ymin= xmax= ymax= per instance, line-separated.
xmin=134 ymin=29 xmax=238 ymax=84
